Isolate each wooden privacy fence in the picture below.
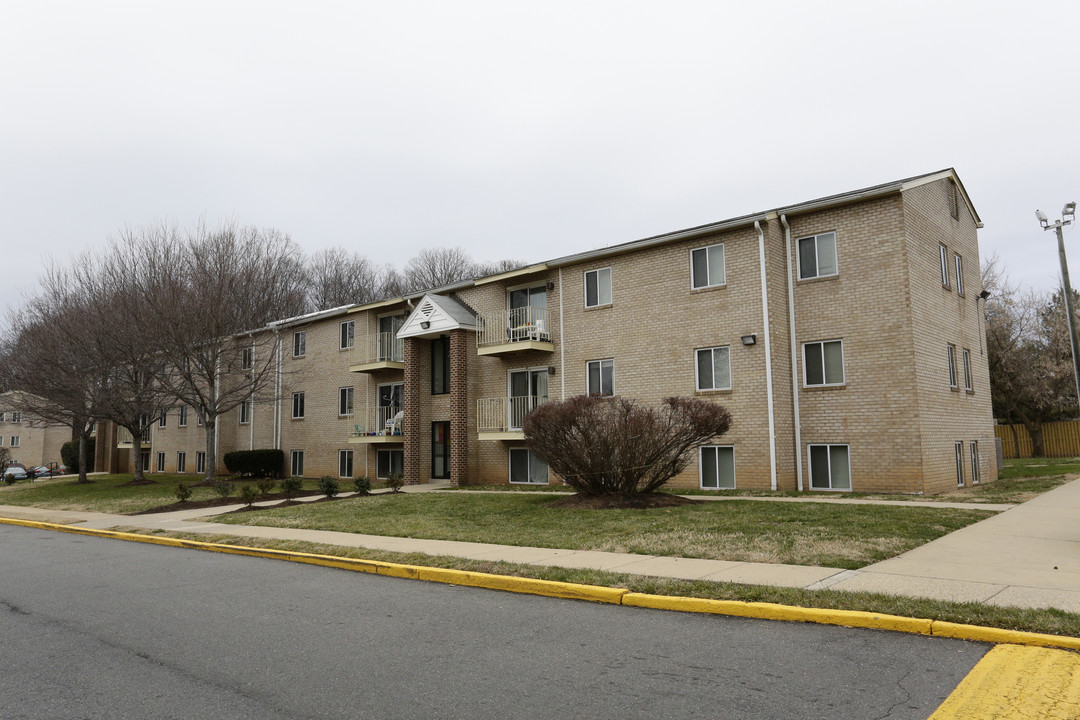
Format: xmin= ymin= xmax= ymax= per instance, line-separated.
xmin=995 ymin=420 xmax=1080 ymax=458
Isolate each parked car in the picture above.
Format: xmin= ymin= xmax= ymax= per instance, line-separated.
xmin=3 ymin=463 xmax=27 ymax=482
xmin=26 ymin=466 xmax=55 ymax=479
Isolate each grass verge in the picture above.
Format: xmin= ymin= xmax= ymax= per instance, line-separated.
xmin=118 ymin=528 xmax=1080 ymax=638
xmin=210 ymin=492 xmax=992 ymax=569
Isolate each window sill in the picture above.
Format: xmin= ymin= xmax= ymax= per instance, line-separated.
xmin=965 ymin=389 xmax=975 ymax=395
xmin=695 ymin=388 xmax=732 ymax=396
xmin=690 ymin=284 xmax=726 ymax=294
xmin=949 ymin=386 xmax=960 ymax=393
xmin=803 ymin=383 xmax=846 ymax=392
xmin=584 ymin=303 xmax=613 ymax=312
xmin=795 ymin=274 xmax=839 ymax=285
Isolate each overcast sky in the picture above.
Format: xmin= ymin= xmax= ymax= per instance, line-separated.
xmin=2 ymin=0 xmax=1077 ymax=318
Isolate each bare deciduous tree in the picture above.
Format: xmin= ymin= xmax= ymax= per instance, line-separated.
xmin=305 ymin=247 xmax=382 ymax=310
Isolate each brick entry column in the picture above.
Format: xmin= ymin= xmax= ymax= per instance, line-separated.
xmin=403 ymin=337 xmax=423 ymax=486
xmin=449 ymin=330 xmax=469 ymax=487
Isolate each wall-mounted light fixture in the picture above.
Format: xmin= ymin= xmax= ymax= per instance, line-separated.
xmin=420 ymin=321 xmax=431 ymax=330
xmin=741 ymin=334 xmax=757 ymax=346
xmin=548 ymin=366 xmax=557 ymax=375
xmin=978 ymin=289 xmax=991 ymax=300
xmin=547 ymin=281 xmax=555 ymax=291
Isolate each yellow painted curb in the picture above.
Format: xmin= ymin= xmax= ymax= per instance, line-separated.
xmin=931 ymin=621 xmax=1080 ymax=651
xmin=928 ymin=644 xmax=1080 ymax=719
xmin=415 ymin=566 xmax=629 ymax=604
xmin=623 ymin=593 xmax=934 ymax=635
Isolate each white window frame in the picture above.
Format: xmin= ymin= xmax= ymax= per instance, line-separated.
xmin=802 ymin=340 xmax=845 ymax=387
xmin=955 ymin=441 xmax=965 ymax=486
xmin=587 ymin=358 xmax=615 ymax=397
xmin=10 ymin=412 xmax=20 ymax=423
xmin=241 ymin=347 xmax=253 ymax=370
xmin=338 ymin=450 xmax=353 ymax=479
xmin=338 ymin=386 xmax=354 ymax=417
xmin=690 ymin=243 xmax=726 ymax=289
xmin=340 ymin=320 xmax=355 ymax=350
xmin=939 ymin=244 xmax=950 ymax=289
xmin=293 ymin=331 xmax=306 ymax=358
xmin=239 ymin=400 xmax=251 ymax=425
xmin=954 ymin=253 xmax=964 ymax=296
xmin=376 ymin=448 xmax=404 ymax=480
xmin=196 ymin=451 xmax=206 ymax=474
xmin=695 ymin=346 xmax=732 ymax=391
xmin=808 ymin=444 xmax=851 ymax=491
xmin=158 ymin=412 xmax=167 ymax=428
xmin=509 ymin=448 xmax=549 ymax=485
xmin=10 ymin=436 xmax=20 ymax=448
xmin=948 ymin=344 xmax=958 ymax=389
xmin=178 ymin=405 xmax=188 ymax=427
xmin=963 ymin=348 xmax=972 ymax=391
xmin=699 ymin=445 xmax=735 ymax=489
xmin=292 ymin=392 xmax=305 ymax=419
xmin=177 ymin=452 xmax=187 ymax=474
xmin=970 ymin=441 xmax=980 ymax=484
xmin=291 ymin=450 xmax=304 ymax=477
xmin=584 ymin=267 xmax=612 ymax=308
xmin=156 ymin=451 xmax=166 ymax=473
xmin=796 ymin=232 xmax=838 ymax=280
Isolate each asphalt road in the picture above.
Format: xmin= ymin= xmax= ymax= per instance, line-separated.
xmin=0 ymin=524 xmax=988 ymax=719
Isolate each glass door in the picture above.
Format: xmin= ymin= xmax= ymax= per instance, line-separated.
xmin=509 ymin=368 xmax=548 ymax=429
xmin=508 ymin=286 xmax=547 ymax=341
xmin=378 ymin=382 xmax=403 ymax=430
xmin=377 ymin=315 xmax=405 ymax=361
xmin=432 ymin=422 xmax=450 ymax=479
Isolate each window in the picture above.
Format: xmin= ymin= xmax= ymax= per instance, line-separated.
xmin=177 ymin=452 xmax=186 ymax=473
xmin=695 ymin=347 xmax=731 ymax=391
xmin=509 ymin=448 xmax=549 ymax=484
xmin=691 ymin=243 xmax=726 ymax=289
xmin=241 ymin=347 xmax=253 ymax=370
xmin=292 ymin=392 xmax=305 ymax=419
xmin=432 ymin=422 xmax=450 ymax=479
xmin=809 ymin=444 xmax=851 ymax=490
xmin=0 ymin=412 xmax=5 ymax=421
xmin=338 ymin=450 xmax=354 ymax=479
xmin=291 ymin=450 xmax=304 ymax=477
xmin=963 ymin=349 xmax=972 ymax=391
xmin=10 ymin=412 xmax=20 ymax=423
xmin=139 ymin=451 xmax=150 ymax=473
xmin=178 ymin=406 xmax=188 ymax=427
xmin=197 ymin=406 xmax=205 ymax=426
xmin=339 ymin=387 xmax=354 ymax=416
xmin=10 ymin=436 xmax=20 ymax=448
xmin=584 ymin=268 xmax=612 ymax=307
xmin=432 ymin=336 xmax=450 ymax=395
xmin=340 ymin=320 xmax=354 ymax=350
xmin=797 ymin=232 xmax=838 ymax=280
xmin=700 ymin=446 xmax=735 ymax=489
xmin=803 ymin=340 xmax=844 ymax=387
xmin=376 ymin=449 xmax=403 ymax=479
xmin=293 ymin=331 xmax=306 ymax=357
xmin=239 ymin=400 xmax=251 ymax=424
xmin=948 ymin=181 xmax=960 ymax=220
xmin=587 ymin=359 xmax=614 ymax=397
xmin=0 ymin=437 xmax=4 ymax=446
xmin=196 ymin=451 xmax=206 ymax=474
xmin=156 ymin=452 xmax=166 ymax=473
xmin=954 ymin=254 xmax=964 ymax=296
xmin=158 ymin=412 xmax=167 ymax=428
xmin=939 ymin=245 xmax=950 ymax=288
xmin=970 ymin=441 xmax=980 ymax=484
xmin=947 ymin=345 xmax=958 ymax=389
xmin=955 ymin=442 xmax=965 ymax=487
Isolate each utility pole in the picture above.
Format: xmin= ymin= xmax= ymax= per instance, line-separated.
xmin=1038 ymin=202 xmax=1080 ymax=410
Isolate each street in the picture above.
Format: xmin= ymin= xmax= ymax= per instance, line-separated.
xmin=0 ymin=525 xmax=987 ymax=719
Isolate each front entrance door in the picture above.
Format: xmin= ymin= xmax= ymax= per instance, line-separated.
xmin=432 ymin=422 xmax=450 ymax=479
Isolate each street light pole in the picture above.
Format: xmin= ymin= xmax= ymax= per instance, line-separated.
xmin=1038 ymin=202 xmax=1080 ymax=410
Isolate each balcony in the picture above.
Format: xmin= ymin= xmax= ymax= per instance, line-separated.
xmin=476 ymin=307 xmax=555 ymax=356
xmin=477 ymin=396 xmax=547 ymax=440
xmin=348 ymin=406 xmax=405 ymax=444
xmin=349 ymin=333 xmax=405 ymax=373
xmin=115 ymin=428 xmax=149 ymax=448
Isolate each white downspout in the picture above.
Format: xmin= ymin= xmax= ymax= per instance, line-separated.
xmin=558 ymin=267 xmax=566 ymax=400
xmin=274 ymin=332 xmax=282 ymax=450
xmin=755 ymin=221 xmax=778 ymax=491
xmin=781 ymin=214 xmax=804 ymax=491
xmin=249 ymin=337 xmax=255 ymax=450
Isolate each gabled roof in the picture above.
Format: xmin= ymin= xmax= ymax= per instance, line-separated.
xmin=397 ymin=294 xmax=478 ymax=340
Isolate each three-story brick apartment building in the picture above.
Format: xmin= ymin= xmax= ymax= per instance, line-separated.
xmin=99 ymin=168 xmax=995 ymax=494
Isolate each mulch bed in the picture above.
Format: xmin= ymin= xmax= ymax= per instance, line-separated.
xmin=549 ymin=493 xmax=701 ymax=509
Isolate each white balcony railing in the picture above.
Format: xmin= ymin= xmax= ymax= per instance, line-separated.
xmin=350 ymin=406 xmax=405 ymax=438
xmin=476 ymin=307 xmax=552 ymax=348
xmin=116 ymin=428 xmax=134 ymax=445
xmin=349 ymin=332 xmax=405 ymax=366
xmin=477 ymin=395 xmax=548 ymax=433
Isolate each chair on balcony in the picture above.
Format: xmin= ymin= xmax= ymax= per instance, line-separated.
xmin=384 ymin=411 xmax=404 ymax=436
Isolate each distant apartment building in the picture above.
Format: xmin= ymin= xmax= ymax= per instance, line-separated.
xmin=0 ymin=392 xmax=70 ymax=469
xmin=101 ymin=169 xmax=995 ymax=494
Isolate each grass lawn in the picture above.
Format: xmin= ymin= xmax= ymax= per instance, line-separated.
xmin=0 ymin=474 xmax=325 ymax=515
xmin=211 ymin=492 xmax=992 ymax=570
xmin=123 ymin=529 xmax=1080 ymax=638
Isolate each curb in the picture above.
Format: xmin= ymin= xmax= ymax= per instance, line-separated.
xmin=3 ymin=516 xmax=1078 ymax=650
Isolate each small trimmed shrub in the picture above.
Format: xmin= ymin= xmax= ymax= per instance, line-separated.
xmin=256 ymin=477 xmax=276 ymax=497
xmin=175 ymin=483 xmax=193 ymax=503
xmin=222 ymin=449 xmax=285 ymax=478
xmin=212 ymin=479 xmax=235 ymax=499
xmin=280 ymin=476 xmax=303 ymax=500
xmin=317 ymin=476 xmax=340 ymax=498
xmin=353 ymin=476 xmax=372 ymax=495
xmin=61 ymin=437 xmax=96 ymax=475
xmin=386 ymin=473 xmax=405 ymax=493
xmin=238 ymin=484 xmax=259 ymax=507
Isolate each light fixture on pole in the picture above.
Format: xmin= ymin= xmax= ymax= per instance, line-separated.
xmin=1037 ymin=202 xmax=1080 ymax=409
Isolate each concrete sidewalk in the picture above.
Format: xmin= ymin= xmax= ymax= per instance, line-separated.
xmin=1 ymin=480 xmax=1078 ymax=613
